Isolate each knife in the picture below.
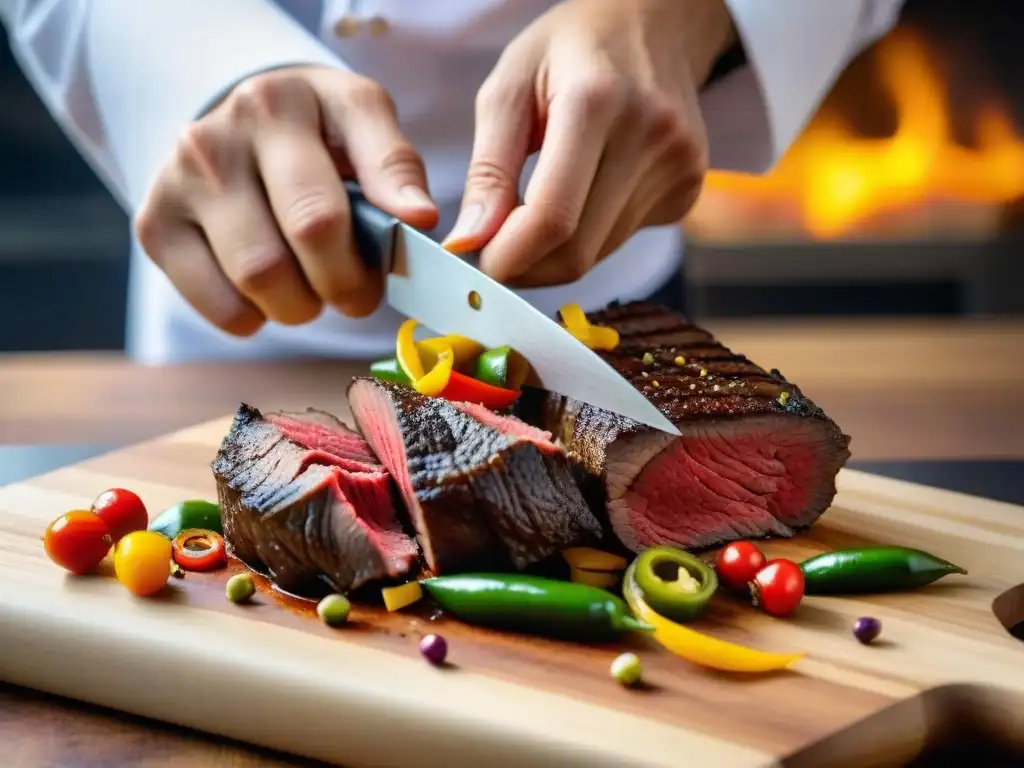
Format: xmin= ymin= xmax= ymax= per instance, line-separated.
xmin=345 ymin=183 xmax=681 ymax=436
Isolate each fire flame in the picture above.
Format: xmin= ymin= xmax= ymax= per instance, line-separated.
xmin=685 ymin=27 xmax=1024 ymax=241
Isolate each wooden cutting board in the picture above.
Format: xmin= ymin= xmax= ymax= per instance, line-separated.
xmin=1 ymin=415 xmax=1022 ymax=768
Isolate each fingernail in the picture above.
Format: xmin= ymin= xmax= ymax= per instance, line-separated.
xmin=400 ymin=186 xmax=435 ymax=209
xmin=442 ymin=204 xmax=484 ymax=248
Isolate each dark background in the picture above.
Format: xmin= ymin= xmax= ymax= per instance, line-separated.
xmin=0 ymin=0 xmax=1021 ymax=353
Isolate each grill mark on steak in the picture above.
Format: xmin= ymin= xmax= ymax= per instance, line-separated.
xmin=528 ymin=301 xmax=851 ymax=553
xmin=347 ymin=377 xmax=604 ymax=574
xmin=211 ymin=404 xmax=417 ymax=595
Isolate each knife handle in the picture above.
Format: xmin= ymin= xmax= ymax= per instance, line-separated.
xmin=344 ymin=181 xmax=396 ymax=273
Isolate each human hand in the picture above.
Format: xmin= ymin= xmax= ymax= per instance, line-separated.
xmin=135 ymin=67 xmax=438 ymax=335
xmin=443 ymin=0 xmax=736 ymax=287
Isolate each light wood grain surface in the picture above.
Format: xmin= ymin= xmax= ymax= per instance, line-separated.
xmin=3 ymin=318 xmax=1023 ymax=459
xmin=2 ymin=413 xmax=1024 ymax=767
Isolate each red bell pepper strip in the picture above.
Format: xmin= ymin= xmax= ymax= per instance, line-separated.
xmin=439 ymin=371 xmax=520 ymax=409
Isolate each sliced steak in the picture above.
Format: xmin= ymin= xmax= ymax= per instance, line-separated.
xmin=347 ymin=377 xmax=603 ymax=574
xmin=211 ymin=404 xmax=417 ymax=595
xmin=527 ymin=301 xmax=851 ymax=552
xmin=266 ymin=408 xmax=381 ymax=469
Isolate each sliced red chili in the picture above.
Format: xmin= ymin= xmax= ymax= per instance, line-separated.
xmin=171 ymin=528 xmax=227 ymax=572
xmin=439 ymin=371 xmax=520 ymax=409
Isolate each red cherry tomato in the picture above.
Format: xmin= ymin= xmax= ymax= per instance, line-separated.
xmin=715 ymin=541 xmax=767 ymax=591
xmin=44 ymin=510 xmax=113 ymax=575
xmin=751 ymin=559 xmax=805 ymax=617
xmin=91 ymin=488 xmax=149 ymax=542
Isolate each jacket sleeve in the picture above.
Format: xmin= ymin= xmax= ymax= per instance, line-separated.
xmin=702 ymin=0 xmax=905 ymax=173
xmin=0 ymin=0 xmax=346 ymax=212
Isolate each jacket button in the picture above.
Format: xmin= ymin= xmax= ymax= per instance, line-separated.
xmin=367 ymin=16 xmax=389 ymax=36
xmin=333 ymin=15 xmax=360 ymax=38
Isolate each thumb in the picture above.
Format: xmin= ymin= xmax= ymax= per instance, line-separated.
xmin=441 ymin=76 xmax=533 ymax=254
xmin=321 ymin=75 xmax=439 ymax=229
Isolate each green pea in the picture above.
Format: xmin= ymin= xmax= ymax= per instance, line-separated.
xmin=610 ymin=652 xmax=642 ymax=687
xmin=317 ymin=594 xmax=351 ymax=627
xmin=226 ymin=573 xmax=255 ymax=603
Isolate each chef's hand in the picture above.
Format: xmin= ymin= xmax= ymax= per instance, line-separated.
xmin=135 ymin=67 xmax=438 ymax=335
xmin=444 ymin=0 xmax=736 ymax=287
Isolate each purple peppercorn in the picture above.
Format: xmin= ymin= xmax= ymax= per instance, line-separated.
xmin=853 ymin=616 xmax=882 ymax=644
xmin=419 ymin=633 xmax=448 ymax=665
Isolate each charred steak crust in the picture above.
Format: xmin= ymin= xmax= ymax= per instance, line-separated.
xmin=346 ymin=377 xmax=604 ymax=574
xmin=532 ymin=301 xmax=852 ymax=553
xmin=211 ymin=404 xmax=417 ymax=595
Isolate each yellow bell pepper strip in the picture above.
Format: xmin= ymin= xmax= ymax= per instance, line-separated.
xmin=414 ymin=342 xmax=455 ymax=396
xmin=559 ymin=304 xmax=592 ymax=337
xmin=396 ymin=319 xmax=425 ymax=381
xmin=586 ymin=325 xmax=621 ymax=351
xmin=395 ymin=320 xmax=456 ymax=396
xmin=418 ymin=335 xmax=485 ymax=371
xmin=561 ymin=546 xmax=628 ymax=572
xmin=382 ymin=581 xmax=424 ymax=611
xmin=570 ymin=566 xmax=619 ymax=589
xmin=558 ymin=303 xmax=620 ymax=351
xmin=622 ymin=562 xmax=805 ymax=673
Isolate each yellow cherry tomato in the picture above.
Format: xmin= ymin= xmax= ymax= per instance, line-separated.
xmin=114 ymin=530 xmax=173 ymax=596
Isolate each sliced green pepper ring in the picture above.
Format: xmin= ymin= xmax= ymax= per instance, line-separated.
xmin=473 ymin=346 xmax=530 ymax=391
xmin=632 ymin=546 xmax=718 ymax=622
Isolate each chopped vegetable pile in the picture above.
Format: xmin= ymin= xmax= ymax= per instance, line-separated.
xmin=369 ymin=303 xmax=621 ymax=409
xmin=41 ymin=486 xmax=228 ymax=598
xmin=372 ymin=320 xmax=524 ymax=410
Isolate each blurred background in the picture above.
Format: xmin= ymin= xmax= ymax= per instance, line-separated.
xmin=0 ymin=0 xmax=1021 ymax=353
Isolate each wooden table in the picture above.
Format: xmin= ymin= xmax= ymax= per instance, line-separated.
xmin=2 ymin=317 xmax=1022 ymax=767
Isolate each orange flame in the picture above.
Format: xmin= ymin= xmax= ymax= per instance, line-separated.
xmin=685 ymin=27 xmax=1024 ymax=241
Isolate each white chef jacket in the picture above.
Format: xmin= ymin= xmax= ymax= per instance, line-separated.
xmin=1 ymin=0 xmax=903 ymax=363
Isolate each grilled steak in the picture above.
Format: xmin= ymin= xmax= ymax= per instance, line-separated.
xmin=211 ymin=404 xmax=417 ymax=594
xmin=347 ymin=377 xmax=603 ymax=573
xmin=524 ymin=301 xmax=851 ymax=553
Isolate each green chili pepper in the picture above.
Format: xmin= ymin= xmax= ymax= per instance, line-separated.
xmin=472 ymin=346 xmax=529 ymax=390
xmin=149 ymin=499 xmax=222 ymax=539
xmin=369 ymin=357 xmax=413 ymax=386
xmin=419 ymin=573 xmax=652 ymax=642
xmin=631 ymin=546 xmax=718 ymax=622
xmin=800 ymin=546 xmax=967 ymax=595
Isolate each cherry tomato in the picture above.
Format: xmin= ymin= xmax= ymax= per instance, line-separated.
xmin=43 ymin=510 xmax=113 ymax=575
xmin=171 ymin=529 xmax=227 ymax=572
xmin=751 ymin=559 xmax=805 ymax=617
xmin=715 ymin=541 xmax=767 ymax=591
xmin=114 ymin=530 xmax=172 ymax=596
xmin=91 ymin=488 xmax=149 ymax=542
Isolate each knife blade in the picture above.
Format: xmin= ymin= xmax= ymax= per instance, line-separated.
xmin=346 ymin=184 xmax=680 ymax=436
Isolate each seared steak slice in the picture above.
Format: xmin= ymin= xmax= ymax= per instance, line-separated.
xmin=211 ymin=404 xmax=417 ymax=594
xmin=347 ymin=377 xmax=603 ymax=574
xmin=266 ymin=408 xmax=381 ymax=469
xmin=527 ymin=301 xmax=851 ymax=553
